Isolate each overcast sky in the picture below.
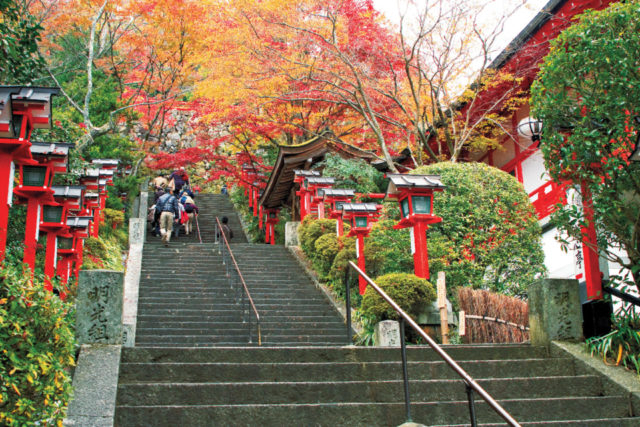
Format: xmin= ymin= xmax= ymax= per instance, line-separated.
xmin=372 ymin=0 xmax=550 ymax=62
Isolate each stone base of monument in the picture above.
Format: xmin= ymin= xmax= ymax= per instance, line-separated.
xmin=417 ymin=299 xmax=458 ymax=342
xmin=285 ymin=221 xmax=301 ymax=247
xmin=529 ymin=278 xmax=583 ymax=346
xmin=374 ymin=320 xmax=401 ymax=346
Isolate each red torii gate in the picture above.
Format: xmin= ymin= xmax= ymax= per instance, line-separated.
xmin=264 ymin=208 xmax=280 ymax=245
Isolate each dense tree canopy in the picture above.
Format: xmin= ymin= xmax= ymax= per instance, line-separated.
xmin=0 ymin=0 xmax=44 ymax=83
xmin=531 ymin=1 xmax=640 ymax=291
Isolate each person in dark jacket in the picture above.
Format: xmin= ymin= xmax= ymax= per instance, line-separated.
xmin=156 ymin=188 xmax=180 ymax=246
xmin=216 ymin=216 xmax=233 ymax=241
xmin=169 ymin=167 xmax=189 ymax=194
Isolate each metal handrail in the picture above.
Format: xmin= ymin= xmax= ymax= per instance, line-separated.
xmin=347 ymin=261 xmax=519 ymax=426
xmin=216 ymin=217 xmax=261 ymax=345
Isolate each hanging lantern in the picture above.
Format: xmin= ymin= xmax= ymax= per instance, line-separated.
xmin=517 ymin=116 xmax=543 ymax=141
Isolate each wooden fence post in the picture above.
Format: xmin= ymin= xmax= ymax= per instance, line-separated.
xmin=437 ymin=271 xmax=449 ymax=344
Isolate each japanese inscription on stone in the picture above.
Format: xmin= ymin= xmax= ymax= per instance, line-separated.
xmin=77 ymin=270 xmax=123 ymax=345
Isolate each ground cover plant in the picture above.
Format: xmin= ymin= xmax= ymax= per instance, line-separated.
xmin=0 ymin=263 xmax=75 ymax=426
xmin=586 ymin=308 xmax=640 ymax=375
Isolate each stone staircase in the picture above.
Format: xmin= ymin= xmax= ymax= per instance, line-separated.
xmin=115 ymin=193 xmax=639 ymax=426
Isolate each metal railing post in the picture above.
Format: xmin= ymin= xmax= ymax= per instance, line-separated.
xmin=347 ymin=261 xmax=520 ymax=427
xmin=400 ymin=318 xmax=411 ymax=423
xmin=345 ymin=269 xmax=352 ymax=344
xmin=466 ymin=382 xmax=478 ymax=427
xmin=215 ymin=217 xmax=262 ymax=346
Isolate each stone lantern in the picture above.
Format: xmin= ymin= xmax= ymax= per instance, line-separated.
xmin=305 ymin=176 xmax=335 ymax=219
xmin=293 ymin=169 xmax=320 ymax=221
xmin=0 ymin=86 xmax=59 ymax=261
xmin=323 ymin=188 xmax=355 ymax=237
xmin=385 ymin=173 xmax=445 ymax=279
xmin=13 ymin=142 xmax=71 ymax=271
xmin=342 ymin=202 xmax=382 ymax=294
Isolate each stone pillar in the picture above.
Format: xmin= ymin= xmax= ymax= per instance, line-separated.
xmin=529 ymin=278 xmax=583 ymax=346
xmin=374 ymin=320 xmax=401 ymax=346
xmin=76 ymin=270 xmax=124 ymax=345
xmin=138 ymin=191 xmax=148 ymax=220
xmin=122 ymin=218 xmax=145 ymax=347
xmin=285 ymin=221 xmax=301 ymax=247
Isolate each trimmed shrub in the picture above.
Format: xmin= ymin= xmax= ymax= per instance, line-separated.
xmin=298 ymin=217 xmax=337 ymax=255
xmin=361 ymin=273 xmax=436 ymax=322
xmin=412 ymin=162 xmax=545 ymax=297
xmin=313 ymin=233 xmax=340 ymax=277
xmin=0 ymin=263 xmax=75 ymax=426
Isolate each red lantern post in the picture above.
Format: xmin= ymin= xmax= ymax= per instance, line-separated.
xmin=0 ymin=87 xmax=59 ymax=262
xmin=79 ymin=169 xmax=102 ymax=237
xmin=305 ymin=176 xmax=335 ymax=219
xmin=264 ymin=208 xmax=280 ymax=245
xmin=385 ymin=174 xmax=445 ymax=279
xmin=342 ymin=203 xmax=382 ymax=294
xmin=40 ymin=185 xmax=84 ymax=292
xmin=61 ymin=216 xmax=92 ymax=283
xmin=14 ymin=142 xmax=70 ymax=272
xmin=293 ymin=170 xmax=320 ymax=221
xmin=323 ymin=188 xmax=355 ymax=237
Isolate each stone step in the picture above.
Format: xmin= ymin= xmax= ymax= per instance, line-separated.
xmin=114 ymin=396 xmax=630 ymax=427
xmin=136 ymin=297 xmax=335 ymax=306
xmin=136 ymin=321 xmax=346 ymax=330
xmin=136 ymin=289 xmax=329 ymax=297
xmin=136 ymin=308 xmax=339 ymax=316
xmin=135 ymin=326 xmax=347 ymax=337
xmin=116 ymin=375 xmax=601 ymax=406
xmin=121 ymin=345 xmax=548 ymax=363
xmin=134 ymin=336 xmax=346 ymax=346
xmin=119 ymin=358 xmax=575 ymax=383
xmin=135 ymin=315 xmax=350 ymax=324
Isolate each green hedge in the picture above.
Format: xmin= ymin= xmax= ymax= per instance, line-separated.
xmin=361 ymin=273 xmax=436 ymax=322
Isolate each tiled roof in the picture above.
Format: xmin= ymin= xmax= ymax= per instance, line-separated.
xmin=341 ymin=202 xmax=379 ymax=213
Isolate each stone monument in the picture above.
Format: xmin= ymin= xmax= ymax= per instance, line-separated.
xmin=374 ymin=320 xmax=401 ymax=346
xmin=76 ymin=270 xmax=124 ymax=345
xmin=529 ymin=278 xmax=583 ymax=346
